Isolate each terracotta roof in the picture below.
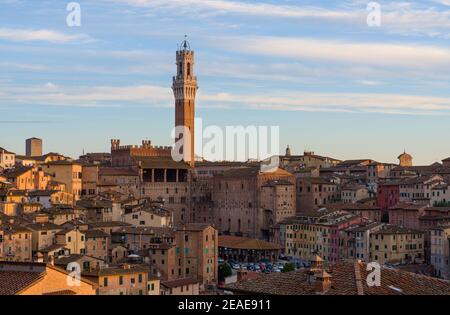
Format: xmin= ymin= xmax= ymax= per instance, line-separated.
xmin=38 ymin=244 xmax=67 ymax=253
xmin=224 ymin=260 xmax=450 ymax=295
xmin=54 ymin=254 xmax=104 ymax=266
xmin=99 ymin=167 xmax=139 ymax=177
xmin=84 ymin=229 xmax=110 ymax=238
xmin=0 ymin=271 xmax=44 ymax=295
xmin=4 ymin=166 xmax=32 ymax=178
xmin=45 ymin=160 xmax=80 ymax=166
xmin=339 ymin=159 xmax=374 ymax=166
xmin=88 ymin=221 xmax=131 ymax=228
xmin=114 ymin=226 xmax=174 ymax=236
xmin=42 ymin=289 xmax=77 ymax=295
xmin=161 ymin=277 xmax=199 ymax=288
xmin=177 ymin=223 xmax=213 ymax=232
xmin=77 ymin=199 xmax=112 ymax=209
xmin=0 ymin=147 xmax=15 ymax=155
xmin=218 ymin=167 xmax=260 ymax=178
xmin=26 ymin=222 xmax=62 ymax=231
xmin=28 ymin=190 xmax=58 ymax=197
xmin=299 ymin=177 xmax=335 ymax=185
xmin=0 ymin=224 xmax=32 ymax=234
xmin=134 ymin=156 xmax=190 ymax=169
xmin=372 ymin=224 xmax=423 ymax=235
xmin=219 ymin=235 xmax=282 ymax=251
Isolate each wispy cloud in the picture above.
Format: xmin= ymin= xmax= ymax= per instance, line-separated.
xmin=111 ymin=0 xmax=353 ymax=19
xmin=214 ymin=36 xmax=450 ymax=70
xmin=0 ymin=28 xmax=93 ymax=43
xmin=200 ymin=90 xmax=450 ymax=116
xmin=0 ymin=84 xmax=172 ymax=107
xmin=2 ymin=83 xmax=449 ymax=116
xmin=110 ymin=0 xmax=450 ymax=38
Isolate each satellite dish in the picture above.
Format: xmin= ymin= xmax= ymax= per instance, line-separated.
xmin=128 ymin=254 xmax=140 ymax=258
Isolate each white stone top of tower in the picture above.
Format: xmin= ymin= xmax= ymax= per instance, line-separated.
xmin=178 ymin=35 xmax=191 ymax=51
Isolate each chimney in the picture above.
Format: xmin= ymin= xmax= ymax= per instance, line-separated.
xmin=315 ymin=270 xmax=332 ymax=294
xmin=36 ymin=252 xmax=44 ymax=263
xmin=123 ymin=263 xmax=131 ymax=270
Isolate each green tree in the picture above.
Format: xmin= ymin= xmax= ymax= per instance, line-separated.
xmin=218 ymin=263 xmax=232 ymax=281
xmin=281 ymin=263 xmax=295 ymax=273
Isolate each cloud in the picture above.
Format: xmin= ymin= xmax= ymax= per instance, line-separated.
xmin=110 ymin=0 xmax=450 ymax=38
xmin=111 ymin=0 xmax=353 ymax=19
xmin=200 ymin=90 xmax=450 ymax=115
xmin=2 ymin=83 xmax=449 ymax=116
xmin=214 ymin=36 xmax=450 ymax=70
xmin=435 ymin=0 xmax=450 ymax=6
xmin=0 ymin=84 xmax=173 ymax=107
xmin=0 ymin=28 xmax=93 ymax=43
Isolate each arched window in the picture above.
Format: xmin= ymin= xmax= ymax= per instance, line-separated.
xmin=187 ymin=63 xmax=191 ymax=76
xmin=179 ymin=62 xmax=183 ymax=75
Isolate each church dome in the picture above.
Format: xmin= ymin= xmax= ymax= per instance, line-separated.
xmin=398 ymin=151 xmax=412 ymax=160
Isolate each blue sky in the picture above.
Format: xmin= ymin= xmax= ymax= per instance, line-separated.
xmin=1 ymin=0 xmax=450 ymax=164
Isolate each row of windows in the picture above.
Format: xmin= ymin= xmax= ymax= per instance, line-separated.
xmin=103 ymin=274 xmax=144 ymax=287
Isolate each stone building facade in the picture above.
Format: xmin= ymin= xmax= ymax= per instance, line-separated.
xmin=212 ymin=166 xmax=295 ymax=239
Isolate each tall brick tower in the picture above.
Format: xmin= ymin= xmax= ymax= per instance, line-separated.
xmin=172 ymin=37 xmax=197 ymax=167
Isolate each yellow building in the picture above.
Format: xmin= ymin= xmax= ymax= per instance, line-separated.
xmin=55 ymin=228 xmax=86 ymax=255
xmin=147 ymin=277 xmax=160 ymax=295
xmin=122 ymin=206 xmax=173 ymax=228
xmin=5 ymin=166 xmax=35 ymax=190
xmin=0 ymin=223 xmax=32 ymax=262
xmin=44 ymin=161 xmax=82 ymax=201
xmin=0 ymin=261 xmax=96 ymax=295
xmin=369 ymin=225 xmax=424 ymax=265
xmin=284 ymin=221 xmax=332 ymax=261
xmin=26 ymin=222 xmax=62 ymax=251
xmin=83 ymin=264 xmax=150 ymax=295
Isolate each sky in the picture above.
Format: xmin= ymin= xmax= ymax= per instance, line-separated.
xmin=0 ymin=0 xmax=450 ymax=164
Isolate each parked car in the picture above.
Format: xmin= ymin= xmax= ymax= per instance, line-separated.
xmin=231 ymin=263 xmax=240 ymax=270
xmin=218 ymin=258 xmax=225 ymax=264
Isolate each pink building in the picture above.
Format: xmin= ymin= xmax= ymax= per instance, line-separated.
xmin=388 ymin=203 xmax=428 ymax=229
xmin=377 ymin=181 xmax=400 ymax=210
xmin=329 ymin=215 xmax=364 ymax=262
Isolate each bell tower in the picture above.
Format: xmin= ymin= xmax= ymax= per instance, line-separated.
xmin=172 ymin=36 xmax=197 ymax=167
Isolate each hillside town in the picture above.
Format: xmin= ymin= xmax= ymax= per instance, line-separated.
xmin=1 ymin=41 xmax=449 ymax=295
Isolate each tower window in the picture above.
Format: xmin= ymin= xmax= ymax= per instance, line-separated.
xmin=187 ymin=63 xmax=191 ymax=76
xmin=179 ymin=62 xmax=183 ymax=75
